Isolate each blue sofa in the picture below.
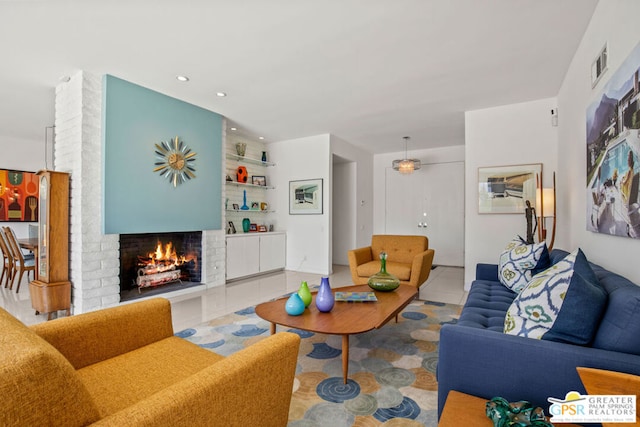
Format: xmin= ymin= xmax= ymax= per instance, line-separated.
xmin=437 ymin=249 xmax=640 ymax=418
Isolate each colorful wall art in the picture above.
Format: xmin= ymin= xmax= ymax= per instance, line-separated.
xmin=587 ymin=41 xmax=640 ymax=238
xmin=0 ymin=169 xmax=39 ymax=222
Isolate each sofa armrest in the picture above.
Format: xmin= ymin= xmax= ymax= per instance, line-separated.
xmin=92 ymin=332 xmax=301 ymax=427
xmin=30 ymin=298 xmax=174 ymax=369
xmin=476 ymin=263 xmax=499 ymax=282
xmin=349 ymin=246 xmax=373 ymax=266
xmin=409 ymin=249 xmax=435 ymax=287
xmin=348 ymin=246 xmax=373 ymax=283
xmin=437 ymin=324 xmax=640 ymax=419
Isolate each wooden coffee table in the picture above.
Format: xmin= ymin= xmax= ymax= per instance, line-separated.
xmin=255 ymin=284 xmax=418 ymax=384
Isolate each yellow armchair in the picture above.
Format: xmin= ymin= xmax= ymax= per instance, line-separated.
xmin=1 ymin=298 xmax=300 ymax=427
xmin=348 ymin=235 xmax=435 ymax=288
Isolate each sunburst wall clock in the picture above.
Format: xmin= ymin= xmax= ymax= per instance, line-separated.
xmin=153 ymin=136 xmax=197 ymax=187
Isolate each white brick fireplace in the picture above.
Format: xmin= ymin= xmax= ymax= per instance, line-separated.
xmin=54 ymin=71 xmax=226 ymax=314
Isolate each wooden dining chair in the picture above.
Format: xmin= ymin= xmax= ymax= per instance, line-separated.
xmin=0 ymin=229 xmax=13 ymax=288
xmin=2 ymin=227 xmax=35 ymax=292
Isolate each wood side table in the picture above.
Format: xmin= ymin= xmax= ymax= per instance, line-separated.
xmin=439 ymin=390 xmax=582 ymax=427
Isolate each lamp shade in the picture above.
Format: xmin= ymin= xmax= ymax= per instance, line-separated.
xmin=392 ymin=136 xmax=421 ymax=174
xmin=392 ymin=159 xmax=421 ymax=174
xmin=536 ymin=188 xmax=555 ymax=218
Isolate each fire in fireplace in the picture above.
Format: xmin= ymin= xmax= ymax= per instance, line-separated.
xmin=136 ymin=240 xmax=196 ymax=288
xmin=120 ymin=231 xmax=202 ymax=301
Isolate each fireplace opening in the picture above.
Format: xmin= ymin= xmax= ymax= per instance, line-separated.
xmin=119 ymin=231 xmax=202 ymax=302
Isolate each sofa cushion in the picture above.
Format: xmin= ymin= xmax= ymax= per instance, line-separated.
xmin=504 ymin=249 xmax=607 ymax=345
xmin=498 ymin=236 xmax=550 ymax=293
xmin=592 ymin=282 xmax=640 ymax=355
xmin=0 ymin=308 xmax=100 ymax=427
xmin=78 ymin=336 xmax=224 ymax=417
xmin=458 ymin=280 xmax=517 ymax=331
xmin=356 ymin=260 xmax=412 ymax=281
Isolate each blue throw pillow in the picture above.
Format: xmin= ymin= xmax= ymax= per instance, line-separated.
xmin=504 ymin=248 xmax=607 ymax=345
xmin=498 ymin=236 xmax=550 ymax=293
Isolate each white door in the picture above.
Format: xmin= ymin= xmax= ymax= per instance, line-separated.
xmin=384 ymin=161 xmax=464 ymax=266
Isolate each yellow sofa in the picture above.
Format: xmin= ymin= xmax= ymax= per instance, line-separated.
xmin=0 ymin=298 xmax=300 ymax=427
xmin=348 ymin=234 xmax=435 ymax=288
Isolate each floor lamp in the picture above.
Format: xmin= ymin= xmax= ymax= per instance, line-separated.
xmin=536 ymin=172 xmax=557 ymax=251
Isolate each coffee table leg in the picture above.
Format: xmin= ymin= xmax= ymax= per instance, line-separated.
xmin=342 ymin=334 xmax=349 ymax=384
xmin=270 ymin=323 xmax=276 ymax=335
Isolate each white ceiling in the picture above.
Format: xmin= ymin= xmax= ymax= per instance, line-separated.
xmin=1 ymin=0 xmax=598 ymax=154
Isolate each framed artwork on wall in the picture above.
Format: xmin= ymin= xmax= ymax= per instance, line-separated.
xmin=0 ymin=169 xmax=40 ymax=222
xmin=478 ymin=164 xmax=542 ymax=214
xmin=587 ymin=40 xmax=640 ymax=239
xmin=289 ymin=178 xmax=323 ymax=215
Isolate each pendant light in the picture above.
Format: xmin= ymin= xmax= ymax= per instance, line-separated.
xmin=392 ymin=136 xmax=421 ymax=174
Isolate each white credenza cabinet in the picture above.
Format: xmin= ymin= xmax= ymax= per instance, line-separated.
xmin=226 ymin=232 xmax=285 ymax=281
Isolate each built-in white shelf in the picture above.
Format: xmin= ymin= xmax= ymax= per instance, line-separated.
xmin=226 ymin=209 xmax=275 ymax=214
xmin=225 ymin=181 xmax=275 ymax=190
xmin=226 ymin=153 xmax=275 ymax=167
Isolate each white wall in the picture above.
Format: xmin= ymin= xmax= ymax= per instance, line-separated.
xmin=0 ymin=134 xmax=50 ymax=238
xmin=332 ymin=159 xmax=355 ymax=265
xmin=330 ymin=135 xmax=374 ymax=255
xmin=270 ymin=133 xmax=373 ymax=275
xmin=271 ymin=134 xmax=332 ymax=275
xmin=465 ymin=98 xmax=558 ymax=289
xmin=558 ymin=0 xmax=640 ymax=284
xmin=373 ymin=145 xmax=465 ymax=233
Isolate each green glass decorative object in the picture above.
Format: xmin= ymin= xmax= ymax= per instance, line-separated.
xmin=297 ymin=281 xmax=312 ymax=307
xmin=367 ymin=252 xmax=400 ymax=292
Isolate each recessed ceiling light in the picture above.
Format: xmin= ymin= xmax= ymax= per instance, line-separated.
xmin=230 ymin=127 xmax=237 ymax=131
xmin=216 ymin=92 xmax=227 ymax=97
xmin=259 ymin=136 xmax=265 ymax=140
xmin=176 ymin=75 xmax=189 ymax=82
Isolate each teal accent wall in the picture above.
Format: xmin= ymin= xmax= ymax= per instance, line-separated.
xmin=103 ymin=75 xmax=222 ymax=234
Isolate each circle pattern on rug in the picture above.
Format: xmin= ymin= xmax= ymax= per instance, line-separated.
xmin=421 ymin=354 xmax=439 ymax=373
xmin=343 ymin=393 xmax=378 ymax=416
xmin=316 ymin=378 xmax=361 ymax=403
xmin=308 ymin=342 xmax=342 ymax=359
xmin=375 ymin=367 xmax=416 ymax=387
xmin=373 ymin=396 xmax=421 ymax=422
xmin=231 ymin=324 xmax=267 ymax=337
xmin=289 ymin=328 xmax=315 ymax=339
xmin=174 ymin=328 xmax=196 ymax=338
xmin=402 ymin=311 xmax=427 ymax=320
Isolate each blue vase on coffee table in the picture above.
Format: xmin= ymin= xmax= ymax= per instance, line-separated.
xmin=315 ymin=277 xmax=334 ymax=312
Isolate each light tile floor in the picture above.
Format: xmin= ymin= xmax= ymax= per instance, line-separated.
xmin=0 ymin=265 xmax=466 ymax=331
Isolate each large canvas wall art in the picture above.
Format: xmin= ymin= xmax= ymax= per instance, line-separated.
xmin=587 ymin=41 xmax=640 ymax=238
xmin=0 ymin=169 xmax=39 ymax=222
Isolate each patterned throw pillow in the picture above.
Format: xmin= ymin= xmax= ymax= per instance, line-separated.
xmin=504 ymin=249 xmax=607 ymax=345
xmin=498 ymin=236 xmax=549 ymax=293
